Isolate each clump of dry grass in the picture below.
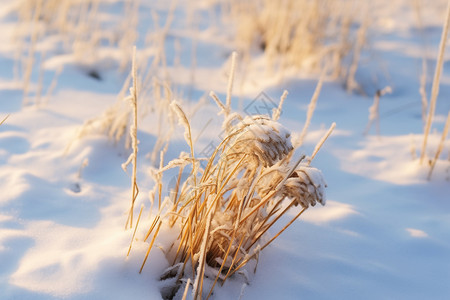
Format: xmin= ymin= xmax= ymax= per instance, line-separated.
xmin=64 ymin=84 xmax=136 ymax=153
xmin=65 ymin=49 xmax=177 ymax=157
xmin=225 ymin=0 xmax=368 ymax=85
xmin=13 ymin=0 xmax=151 ymax=107
xmin=130 ymin=55 xmax=333 ymax=300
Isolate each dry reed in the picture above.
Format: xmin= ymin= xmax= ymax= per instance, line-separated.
xmin=0 ymin=115 xmax=10 ymax=126
xmin=364 ymin=86 xmax=392 ymax=136
xmin=226 ymin=0 xmax=367 ymax=82
xmin=123 ymin=46 xmax=139 ymax=229
xmin=130 ymin=55 xmax=333 ymax=300
xmin=420 ymin=0 xmax=450 ymax=164
xmin=427 ymin=111 xmax=450 ymax=180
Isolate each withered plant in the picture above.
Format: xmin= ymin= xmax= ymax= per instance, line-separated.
xmin=225 ymin=0 xmax=368 ymax=87
xmin=129 ymin=53 xmax=334 ymax=300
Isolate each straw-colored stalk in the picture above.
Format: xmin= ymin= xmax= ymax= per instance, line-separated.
xmin=427 ymin=111 xmax=450 ymax=180
xmin=346 ymin=16 xmax=368 ymax=94
xmin=294 ymin=73 xmax=324 ymax=148
xmin=307 ymin=122 xmax=336 ymax=165
xmin=22 ymin=0 xmax=42 ymax=105
xmin=181 ymin=278 xmax=191 ymax=300
xmin=413 ymin=0 xmax=429 ymax=125
xmin=419 ymin=57 xmax=428 ymax=124
xmin=272 ymin=90 xmax=288 ymax=121
xmin=44 ymin=65 xmax=63 ymax=106
xmin=36 ymin=52 xmax=46 ymax=107
xmin=0 ymin=115 xmax=9 ymax=126
xmin=364 ymin=86 xmax=392 ymax=136
xmin=420 ymin=1 xmax=450 ymax=164
xmin=118 ymin=0 xmax=140 ymax=71
xmin=123 ymin=46 xmax=139 ymax=229
xmin=226 ymin=52 xmax=238 ymax=113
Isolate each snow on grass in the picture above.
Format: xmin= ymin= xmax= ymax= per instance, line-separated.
xmin=1 ymin=0 xmax=450 ymax=299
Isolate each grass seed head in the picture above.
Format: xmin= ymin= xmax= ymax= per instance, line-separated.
xmin=225 ymin=115 xmax=293 ymax=168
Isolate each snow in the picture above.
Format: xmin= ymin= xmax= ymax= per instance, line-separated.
xmin=1 ymin=0 xmax=450 ymax=299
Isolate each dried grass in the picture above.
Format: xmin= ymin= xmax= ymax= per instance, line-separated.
xmin=427 ymin=111 xmax=450 ymax=180
xmin=0 ymin=115 xmax=10 ymax=126
xmin=123 ymin=46 xmax=139 ymax=229
xmin=226 ymin=0 xmax=368 ymax=82
xmin=420 ymin=0 xmax=450 ymax=164
xmin=364 ymin=86 xmax=392 ymax=136
xmin=130 ymin=55 xmax=333 ymax=300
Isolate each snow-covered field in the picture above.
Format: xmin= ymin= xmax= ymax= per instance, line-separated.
xmin=1 ymin=0 xmax=450 ymax=299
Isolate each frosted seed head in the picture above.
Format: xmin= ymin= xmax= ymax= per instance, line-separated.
xmin=224 ymin=115 xmax=293 ymax=168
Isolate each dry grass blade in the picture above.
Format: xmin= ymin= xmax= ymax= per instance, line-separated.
xmin=206 ymin=232 xmax=239 ymax=300
xmin=182 ymin=278 xmax=191 ymax=300
xmin=226 ymin=51 xmax=237 ymax=114
xmin=420 ymin=1 xmax=450 ymax=164
xmin=427 ymin=111 xmax=450 ymax=180
xmin=171 ymin=101 xmax=195 ymax=161
xmin=144 ymin=215 xmax=161 ymax=242
xmin=308 ymin=122 xmax=336 ymax=165
xmin=125 ymin=46 xmax=139 ymax=230
xmin=127 ymin=204 xmax=144 ymax=257
xmin=0 ymin=115 xmax=10 ymax=126
xmin=420 ymin=57 xmax=428 ymax=123
xmin=209 ymin=91 xmax=227 ymax=114
xmin=272 ymin=90 xmax=288 ymax=121
xmin=193 ymin=205 xmax=213 ymax=300
xmin=245 ymin=200 xmax=296 ymax=252
xmin=227 ymin=206 xmax=307 ymax=280
xmin=139 ymin=221 xmax=162 ymax=274
xmin=295 ymin=73 xmax=324 ymax=148
xmin=364 ymin=87 xmax=392 ymax=136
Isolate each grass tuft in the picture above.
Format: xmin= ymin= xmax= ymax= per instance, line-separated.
xmin=129 ymin=54 xmax=333 ymax=299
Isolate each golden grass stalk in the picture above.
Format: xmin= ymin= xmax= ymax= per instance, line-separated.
xmin=22 ymin=0 xmax=42 ymax=105
xmin=124 ymin=46 xmax=139 ymax=229
xmin=420 ymin=57 xmax=428 ymax=124
xmin=272 ymin=90 xmax=288 ymax=121
xmin=363 ymin=86 xmax=392 ymax=136
xmin=209 ymin=91 xmax=227 ymax=115
xmin=307 ymin=123 xmax=336 ymax=166
xmin=294 ymin=73 xmax=324 ymax=148
xmin=427 ymin=111 xmax=450 ymax=180
xmin=36 ymin=52 xmax=46 ymax=106
xmin=127 ymin=204 xmax=144 ymax=257
xmin=181 ymin=278 xmax=191 ymax=300
xmin=0 ymin=115 xmax=10 ymax=126
xmin=226 ymin=52 xmax=238 ymax=113
xmin=139 ymin=221 xmax=162 ymax=274
xmin=346 ymin=16 xmax=368 ymax=94
xmin=420 ymin=1 xmax=450 ymax=164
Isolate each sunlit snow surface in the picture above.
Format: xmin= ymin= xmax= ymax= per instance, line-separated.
xmin=1 ymin=0 xmax=450 ymax=299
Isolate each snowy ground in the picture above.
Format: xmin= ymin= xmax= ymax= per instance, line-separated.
xmin=1 ymin=0 xmax=450 ymax=299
